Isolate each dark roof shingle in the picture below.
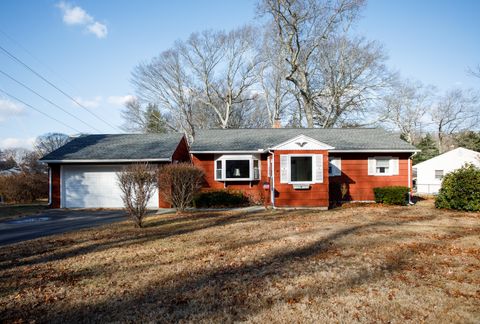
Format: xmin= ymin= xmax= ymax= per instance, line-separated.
xmin=40 ymin=133 xmax=184 ymax=161
xmin=191 ymin=128 xmax=416 ymax=152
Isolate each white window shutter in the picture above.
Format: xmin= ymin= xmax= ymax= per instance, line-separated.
xmin=315 ymin=154 xmax=324 ymax=183
xmin=280 ymin=155 xmax=290 ymax=183
xmin=390 ymin=157 xmax=399 ymax=175
xmin=368 ymin=157 xmax=376 ymax=175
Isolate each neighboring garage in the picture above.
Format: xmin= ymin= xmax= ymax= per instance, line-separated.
xmin=40 ymin=133 xmax=190 ymax=209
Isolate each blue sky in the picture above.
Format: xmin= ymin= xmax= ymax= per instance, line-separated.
xmin=0 ymin=0 xmax=479 ymax=149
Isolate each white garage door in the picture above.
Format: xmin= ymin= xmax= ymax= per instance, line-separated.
xmin=62 ymin=165 xmax=159 ymax=208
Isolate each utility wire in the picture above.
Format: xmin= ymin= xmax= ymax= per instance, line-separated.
xmin=0 ymin=28 xmax=78 ymax=91
xmin=0 ymin=87 xmax=82 ymax=133
xmin=0 ymin=69 xmax=101 ymax=132
xmin=0 ymin=44 xmax=120 ymax=132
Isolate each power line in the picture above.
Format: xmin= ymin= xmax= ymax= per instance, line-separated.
xmin=0 ymin=87 xmax=82 ymax=133
xmin=0 ymin=28 xmax=78 ymax=91
xmin=0 ymin=44 xmax=121 ymax=132
xmin=0 ymin=69 xmax=101 ymax=132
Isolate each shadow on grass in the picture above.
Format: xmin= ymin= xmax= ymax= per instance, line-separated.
xmin=6 ymin=209 xmax=453 ymax=323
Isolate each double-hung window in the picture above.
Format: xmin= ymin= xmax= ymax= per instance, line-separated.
xmin=214 ymin=155 xmax=260 ymax=181
xmin=435 ymin=170 xmax=444 ymax=180
xmin=368 ymin=156 xmax=399 ymax=176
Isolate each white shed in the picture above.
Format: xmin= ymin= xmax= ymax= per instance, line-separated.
xmin=413 ymin=147 xmax=480 ymax=194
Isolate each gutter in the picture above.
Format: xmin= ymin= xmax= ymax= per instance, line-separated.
xmin=40 ymin=158 xmax=172 ymax=163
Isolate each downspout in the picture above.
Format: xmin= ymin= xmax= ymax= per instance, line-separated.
xmin=268 ymin=150 xmax=275 ymax=208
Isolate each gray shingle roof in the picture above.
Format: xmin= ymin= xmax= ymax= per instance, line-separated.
xmin=40 ymin=133 xmax=184 ymax=162
xmin=191 ymin=128 xmax=417 ymax=152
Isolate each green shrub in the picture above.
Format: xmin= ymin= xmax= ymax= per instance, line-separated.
xmin=435 ymin=164 xmax=480 ymax=211
xmin=373 ymin=186 xmax=410 ymax=205
xmin=193 ymin=189 xmax=250 ymax=208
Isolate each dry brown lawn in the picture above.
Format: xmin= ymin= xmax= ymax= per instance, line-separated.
xmin=0 ymin=200 xmax=479 ymax=323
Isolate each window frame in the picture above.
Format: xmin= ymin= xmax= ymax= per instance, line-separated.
xmin=214 ymin=154 xmax=261 ymax=181
xmin=434 ymin=169 xmax=444 ymax=180
xmin=288 ymin=154 xmax=315 ymax=184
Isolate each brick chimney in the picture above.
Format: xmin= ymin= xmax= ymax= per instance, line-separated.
xmin=272 ymin=118 xmax=282 ymax=128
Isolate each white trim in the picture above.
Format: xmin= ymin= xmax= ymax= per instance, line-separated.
xmin=60 ymin=165 xmax=64 ymax=208
xmin=270 ymin=134 xmax=334 ymax=150
xmin=41 ymin=158 xmax=171 ymax=163
xmin=331 ymin=149 xmax=420 ymax=153
xmin=190 ymin=150 xmax=265 ymax=154
xmin=193 ymin=149 xmax=418 ymax=154
xmin=288 ymin=154 xmax=315 ymax=184
xmin=214 ymin=154 xmax=261 ymax=182
xmin=370 ymin=156 xmax=393 ymax=176
xmin=48 ymin=167 xmax=52 ymax=206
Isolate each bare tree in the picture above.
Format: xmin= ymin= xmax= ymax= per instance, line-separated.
xmin=379 ymin=80 xmax=435 ymax=144
xmin=182 ymin=26 xmax=261 ymax=129
xmin=117 ymin=163 xmax=157 ymax=228
xmin=132 ymin=50 xmax=199 ymax=140
xmin=314 ymin=36 xmax=395 ymax=127
xmin=259 ymin=0 xmax=365 ymax=127
xmin=467 ymin=64 xmax=480 ymax=78
xmin=257 ymin=25 xmax=295 ymax=126
xmin=158 ymin=163 xmax=204 ymax=212
xmin=431 ymin=89 xmax=480 ymax=152
xmin=121 ymin=99 xmax=172 ymax=134
xmin=34 ymin=133 xmax=70 ymax=157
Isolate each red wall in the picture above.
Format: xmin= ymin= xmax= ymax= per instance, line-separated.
xmin=273 ymin=150 xmax=329 ymax=208
xmin=191 ymin=153 xmax=270 ymax=204
xmin=329 ymin=153 xmax=412 ymax=202
xmin=171 ymin=136 xmax=191 ymax=162
xmin=50 ymin=164 xmax=61 ymax=208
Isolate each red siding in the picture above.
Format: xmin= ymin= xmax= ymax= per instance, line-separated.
xmin=191 ymin=153 xmax=270 ymax=204
xmin=273 ymin=150 xmax=329 ymax=208
xmin=329 ymin=153 xmax=412 ymax=202
xmin=171 ymin=136 xmax=191 ymax=162
xmin=50 ymin=164 xmax=61 ymax=208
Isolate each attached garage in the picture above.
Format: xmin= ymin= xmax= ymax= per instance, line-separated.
xmin=41 ymin=133 xmax=190 ymax=209
xmin=61 ymin=165 xmax=159 ymax=208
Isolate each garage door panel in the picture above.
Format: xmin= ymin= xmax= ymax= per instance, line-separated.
xmin=62 ymin=165 xmax=158 ymax=208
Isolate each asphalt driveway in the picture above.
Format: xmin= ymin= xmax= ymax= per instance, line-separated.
xmin=0 ymin=210 xmax=129 ymax=246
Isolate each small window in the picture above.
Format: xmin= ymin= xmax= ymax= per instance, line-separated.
xmin=376 ymin=158 xmax=390 ymax=174
xmin=329 ymin=157 xmax=341 ymax=177
xmin=226 ymin=160 xmax=250 ymax=179
xmin=253 ymin=160 xmax=260 ymax=180
xmin=215 ymin=160 xmax=222 ymax=180
xmin=290 ymin=156 xmax=312 ymax=182
xmin=435 ymin=170 xmax=444 ymax=180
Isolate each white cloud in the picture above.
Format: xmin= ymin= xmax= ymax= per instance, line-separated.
xmin=87 ymin=21 xmax=108 ymax=39
xmin=56 ymin=2 xmax=108 ymax=39
xmin=0 ymin=137 xmax=35 ymax=149
xmin=74 ymin=96 xmax=102 ymax=108
xmin=107 ymin=95 xmax=135 ymax=106
xmin=0 ymin=98 xmax=25 ymax=122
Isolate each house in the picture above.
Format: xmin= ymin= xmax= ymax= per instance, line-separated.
xmin=413 ymin=147 xmax=480 ymax=195
xmin=190 ymin=128 xmax=418 ymax=208
xmin=40 ymin=133 xmax=189 ymax=208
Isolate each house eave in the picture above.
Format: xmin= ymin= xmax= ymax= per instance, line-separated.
xmin=40 ymin=158 xmax=172 ymax=163
xmin=190 ymin=150 xmax=267 ymax=154
xmin=330 ymin=149 xmax=420 ymax=153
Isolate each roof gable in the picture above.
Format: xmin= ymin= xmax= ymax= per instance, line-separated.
xmin=413 ymin=147 xmax=480 ymax=168
xmin=271 ymin=134 xmax=334 ymax=150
